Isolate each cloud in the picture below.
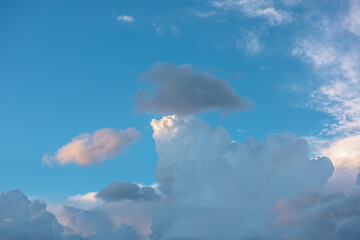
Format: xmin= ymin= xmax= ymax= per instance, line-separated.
xmin=292 ymin=0 xmax=360 ymax=137
xmin=272 ymin=189 xmax=360 ymax=240
xmin=96 ymin=180 xmax=161 ymax=202
xmin=291 ymin=0 xmax=360 ymax=193
xmin=0 ymin=189 xmax=145 ymax=240
xmin=135 ymin=63 xmax=254 ymax=116
xmin=44 ymin=128 xmax=140 ymax=166
xmin=0 ymin=190 xmax=63 ymax=240
xmin=117 ymin=15 xmax=134 ymax=23
xmin=61 ymin=206 xmax=115 ymax=237
xmin=343 ymin=0 xmax=360 ymax=37
xmin=150 ymin=115 xmax=340 ymax=239
xmin=212 ymin=0 xmax=292 ymax=25
xmin=236 ymin=31 xmax=264 ymax=54
xmin=323 ymin=135 xmax=360 ymax=169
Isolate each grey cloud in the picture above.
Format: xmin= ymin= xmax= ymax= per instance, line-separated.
xmin=0 ymin=190 xmax=142 ymax=240
xmin=135 ymin=63 xmax=253 ymax=116
xmin=96 ymin=180 xmax=160 ymax=202
xmin=0 ymin=190 xmax=63 ymax=240
xmin=357 ymin=172 xmax=360 ymax=186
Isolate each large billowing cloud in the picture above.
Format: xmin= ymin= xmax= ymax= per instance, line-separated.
xmin=149 ymin=115 xmax=360 ymax=240
xmin=4 ymin=115 xmax=360 ymax=239
xmin=43 ymin=128 xmax=140 ymax=166
xmin=0 ymin=190 xmax=63 ymax=240
xmin=135 ymin=63 xmax=253 ymax=116
xmin=97 ymin=180 xmax=161 ymax=202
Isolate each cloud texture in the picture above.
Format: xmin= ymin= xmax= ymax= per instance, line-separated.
xmin=44 ymin=128 xmax=140 ymax=166
xmin=0 ymin=190 xmax=145 ymax=240
xmin=149 ymin=115 xmax=360 ymax=240
xmin=135 ymin=63 xmax=253 ymax=116
xmin=4 ymin=116 xmax=360 ymax=239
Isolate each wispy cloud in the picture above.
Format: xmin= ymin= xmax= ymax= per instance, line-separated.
xmin=292 ymin=0 xmax=360 ymax=192
xmin=212 ymin=0 xmax=292 ymax=25
xmin=117 ymin=15 xmax=135 ymax=23
xmin=236 ymin=31 xmax=264 ymax=54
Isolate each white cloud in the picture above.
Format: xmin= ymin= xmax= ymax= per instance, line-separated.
xmin=212 ymin=0 xmax=292 ymax=25
xmin=150 ymin=115 xmax=338 ymax=239
xmin=343 ymin=0 xmax=360 ymax=37
xmin=44 ymin=128 xmax=140 ymax=166
xmin=291 ymin=1 xmax=360 ymax=193
xmin=117 ymin=15 xmax=135 ymax=23
xmin=236 ymin=31 xmax=264 ymax=54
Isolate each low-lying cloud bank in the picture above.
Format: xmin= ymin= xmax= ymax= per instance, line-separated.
xmin=135 ymin=63 xmax=253 ymax=116
xmin=0 ymin=187 xmax=155 ymax=240
xmin=3 ymin=116 xmax=360 ymax=239
xmin=43 ymin=128 xmax=140 ymax=166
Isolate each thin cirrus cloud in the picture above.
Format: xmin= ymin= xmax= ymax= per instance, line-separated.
xmin=212 ymin=0 xmax=293 ymax=25
xmin=43 ymin=128 xmax=140 ymax=166
xmin=292 ymin=0 xmax=360 ymax=192
xmin=135 ymin=63 xmax=254 ymax=116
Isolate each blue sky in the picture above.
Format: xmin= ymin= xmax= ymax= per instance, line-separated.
xmin=1 ymin=1 xmax=360 ymax=239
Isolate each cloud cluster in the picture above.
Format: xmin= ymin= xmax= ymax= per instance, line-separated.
xmin=44 ymin=128 xmax=140 ymax=166
xmin=97 ymin=180 xmax=161 ymax=202
xmin=135 ymin=63 xmax=253 ymax=116
xmin=0 ymin=189 xmax=145 ymax=240
xmin=150 ymin=115 xmax=343 ymax=239
xmin=0 ymin=190 xmax=63 ymax=240
xmin=4 ymin=115 xmax=360 ymax=239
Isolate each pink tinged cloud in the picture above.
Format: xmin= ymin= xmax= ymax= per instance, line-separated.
xmin=43 ymin=128 xmax=140 ymax=166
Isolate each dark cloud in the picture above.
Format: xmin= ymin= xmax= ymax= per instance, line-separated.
xmin=357 ymin=172 xmax=360 ymax=186
xmin=96 ymin=180 xmax=160 ymax=202
xmin=135 ymin=63 xmax=254 ymax=116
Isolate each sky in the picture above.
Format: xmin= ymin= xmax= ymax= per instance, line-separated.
xmin=1 ymin=0 xmax=360 ymax=239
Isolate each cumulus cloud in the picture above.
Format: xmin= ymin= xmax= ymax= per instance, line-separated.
xmin=135 ymin=63 xmax=253 ymax=116
xmin=0 ymin=190 xmax=63 ymax=240
xmin=117 ymin=15 xmax=134 ymax=23
xmin=0 ymin=189 xmax=145 ymax=240
xmin=44 ymin=128 xmax=140 ymax=166
xmin=212 ymin=0 xmax=292 ymax=25
xmin=272 ymin=189 xmax=360 ymax=240
xmin=150 ymin=115 xmax=340 ymax=239
xmin=97 ymin=180 xmax=161 ymax=202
